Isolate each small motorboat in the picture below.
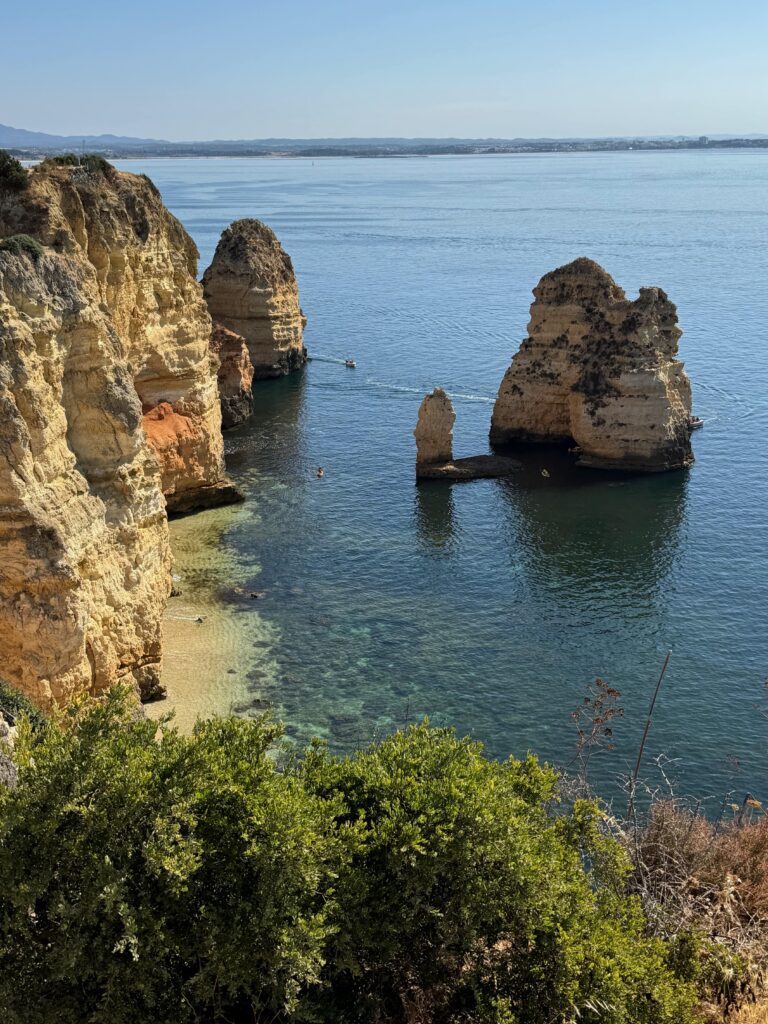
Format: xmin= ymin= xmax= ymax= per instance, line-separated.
xmin=344 ymin=358 xmax=357 ymax=369
xmin=689 ymin=415 xmax=704 ymax=431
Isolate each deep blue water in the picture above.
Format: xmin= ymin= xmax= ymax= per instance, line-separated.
xmin=118 ymin=153 xmax=768 ymax=803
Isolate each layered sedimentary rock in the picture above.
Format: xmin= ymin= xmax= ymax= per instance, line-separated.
xmin=202 ymin=219 xmax=307 ymax=378
xmin=0 ymin=245 xmax=170 ymax=705
xmin=414 ymin=388 xmax=519 ymax=480
xmin=0 ymin=160 xmax=239 ymax=512
xmin=490 ymin=258 xmax=693 ymax=471
xmin=0 ymin=160 xmax=242 ymax=706
xmin=210 ymin=323 xmax=254 ymax=428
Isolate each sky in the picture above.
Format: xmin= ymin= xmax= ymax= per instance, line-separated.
xmin=4 ymin=0 xmax=767 ymax=140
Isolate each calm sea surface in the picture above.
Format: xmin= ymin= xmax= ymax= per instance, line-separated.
xmin=118 ymin=153 xmax=768 ymax=802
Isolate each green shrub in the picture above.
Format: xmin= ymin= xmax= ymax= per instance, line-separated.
xmin=0 ymin=689 xmax=339 ymax=1024
xmin=0 ymin=150 xmax=28 ymax=191
xmin=299 ymin=723 xmax=699 ymax=1024
xmin=0 ymin=700 xmax=700 ymax=1024
xmin=0 ymin=233 xmax=44 ymax=263
xmin=39 ymin=152 xmax=116 ymax=177
xmin=0 ymin=680 xmax=45 ymax=729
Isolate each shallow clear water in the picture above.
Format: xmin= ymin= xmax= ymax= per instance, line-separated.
xmin=118 ymin=153 xmax=768 ymax=802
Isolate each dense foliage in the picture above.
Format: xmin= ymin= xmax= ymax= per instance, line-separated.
xmin=0 ymin=691 xmax=700 ymax=1024
xmin=38 ymin=152 xmax=116 ymax=177
xmin=0 ymin=150 xmax=28 ymax=191
xmin=0 ymin=680 xmax=45 ymax=728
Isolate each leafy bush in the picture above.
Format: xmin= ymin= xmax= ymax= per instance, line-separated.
xmin=0 ymin=680 xmax=45 ymax=729
xmin=0 ymin=233 xmax=44 ymax=263
xmin=0 ymin=150 xmax=28 ymax=191
xmin=0 ymin=700 xmax=700 ymax=1024
xmin=299 ymin=723 xmax=698 ymax=1024
xmin=0 ymin=690 xmax=339 ymax=1024
xmin=39 ymin=152 xmax=116 ymax=178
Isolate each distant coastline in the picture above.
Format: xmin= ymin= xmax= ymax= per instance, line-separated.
xmin=3 ymin=122 xmax=767 ymax=160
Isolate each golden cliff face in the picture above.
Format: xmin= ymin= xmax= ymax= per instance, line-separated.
xmin=490 ymin=258 xmax=693 ymax=471
xmin=0 ymin=160 xmax=241 ymax=706
xmin=0 ymin=247 xmax=170 ymax=705
xmin=202 ymin=219 xmax=307 ymax=379
xmin=0 ymin=161 xmax=239 ymax=511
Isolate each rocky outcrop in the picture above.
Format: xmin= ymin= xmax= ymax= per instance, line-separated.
xmin=490 ymin=258 xmax=693 ymax=471
xmin=415 ymin=389 xmax=519 ymax=480
xmin=0 ymin=159 xmax=243 ymax=707
xmin=210 ymin=323 xmax=254 ymax=428
xmin=202 ymin=219 xmax=307 ymax=379
xmin=0 ymin=159 xmax=239 ymax=512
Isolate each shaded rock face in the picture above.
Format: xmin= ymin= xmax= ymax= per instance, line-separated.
xmin=490 ymin=258 xmax=693 ymax=471
xmin=210 ymin=323 xmax=254 ymax=428
xmin=202 ymin=219 xmax=307 ymax=379
xmin=414 ymin=388 xmax=455 ymax=470
xmin=0 ymin=162 xmax=240 ymax=706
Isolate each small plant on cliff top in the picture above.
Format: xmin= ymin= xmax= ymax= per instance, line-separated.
xmin=0 ymin=233 xmax=44 ymax=262
xmin=0 ymin=150 xmax=28 ymax=191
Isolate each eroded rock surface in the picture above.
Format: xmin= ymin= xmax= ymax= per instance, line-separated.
xmin=202 ymin=219 xmax=307 ymax=379
xmin=0 ymin=160 xmax=242 ymax=706
xmin=490 ymin=258 xmax=693 ymax=471
xmin=415 ymin=388 xmax=455 ymax=470
xmin=210 ymin=323 xmax=254 ymax=428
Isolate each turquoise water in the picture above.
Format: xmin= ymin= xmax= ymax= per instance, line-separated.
xmin=118 ymin=153 xmax=768 ymax=802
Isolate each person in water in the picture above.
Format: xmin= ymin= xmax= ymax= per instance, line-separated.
xmin=316 ymin=467 xmax=324 ymax=478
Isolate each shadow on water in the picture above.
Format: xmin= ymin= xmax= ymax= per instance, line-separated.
xmin=493 ymin=447 xmax=689 ymax=603
xmin=414 ymin=481 xmax=458 ymax=553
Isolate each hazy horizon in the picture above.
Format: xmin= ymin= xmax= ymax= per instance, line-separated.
xmin=5 ymin=0 xmax=767 ymax=140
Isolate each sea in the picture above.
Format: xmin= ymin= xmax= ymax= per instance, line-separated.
xmin=117 ymin=152 xmax=768 ymax=804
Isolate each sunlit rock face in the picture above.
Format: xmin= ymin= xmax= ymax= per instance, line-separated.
xmin=414 ymin=388 xmax=455 ymax=472
xmin=202 ymin=219 xmax=307 ymax=379
xmin=0 ymin=161 xmax=241 ymax=706
xmin=490 ymin=258 xmax=693 ymax=471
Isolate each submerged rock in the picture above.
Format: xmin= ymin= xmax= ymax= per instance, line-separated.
xmin=210 ymin=323 xmax=255 ymax=428
xmin=490 ymin=258 xmax=693 ymax=471
xmin=202 ymin=219 xmax=307 ymax=379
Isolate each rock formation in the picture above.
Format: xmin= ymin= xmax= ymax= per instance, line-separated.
xmin=490 ymin=258 xmax=693 ymax=471
xmin=202 ymin=219 xmax=307 ymax=379
xmin=0 ymin=159 xmax=243 ymax=707
xmin=415 ymin=388 xmax=455 ymax=468
xmin=210 ymin=323 xmax=254 ymax=428
xmin=415 ymin=389 xmax=519 ymax=480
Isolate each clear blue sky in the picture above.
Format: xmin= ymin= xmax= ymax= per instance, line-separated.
xmin=5 ymin=0 xmax=767 ymax=139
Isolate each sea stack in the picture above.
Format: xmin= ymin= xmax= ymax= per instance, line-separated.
xmin=203 ymin=219 xmax=307 ymax=379
xmin=210 ymin=323 xmax=255 ymax=429
xmin=0 ymin=158 xmax=241 ymax=706
xmin=490 ymin=258 xmax=693 ymax=471
xmin=414 ymin=388 xmax=455 ymax=472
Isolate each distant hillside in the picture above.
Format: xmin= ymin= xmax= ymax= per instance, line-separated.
xmin=0 ymin=124 xmax=164 ymax=149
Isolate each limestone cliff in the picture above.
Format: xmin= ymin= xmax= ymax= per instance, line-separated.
xmin=0 ymin=159 xmax=239 ymax=511
xmin=490 ymin=258 xmax=693 ymax=471
xmin=202 ymin=219 xmax=307 ymax=379
xmin=0 ymin=159 xmax=241 ymax=707
xmin=210 ymin=323 xmax=254 ymax=428
xmin=415 ymin=388 xmax=455 ymax=470
xmin=0 ymin=246 xmax=170 ymax=705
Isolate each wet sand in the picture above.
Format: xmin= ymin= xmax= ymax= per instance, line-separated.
xmin=146 ymin=503 xmax=278 ymax=733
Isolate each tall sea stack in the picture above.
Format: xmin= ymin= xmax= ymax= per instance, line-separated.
xmin=490 ymin=258 xmax=693 ymax=471
xmin=203 ymin=219 xmax=307 ymax=379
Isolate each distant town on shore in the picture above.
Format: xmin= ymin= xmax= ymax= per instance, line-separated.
xmin=2 ymin=122 xmax=767 ymax=159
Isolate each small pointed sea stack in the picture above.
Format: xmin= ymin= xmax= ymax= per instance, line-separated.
xmin=490 ymin=258 xmax=693 ymax=471
xmin=210 ymin=323 xmax=254 ymax=428
xmin=202 ymin=219 xmax=307 ymax=379
xmin=415 ymin=388 xmax=455 ymax=473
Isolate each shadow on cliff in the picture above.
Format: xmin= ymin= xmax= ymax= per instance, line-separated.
xmin=494 ymin=448 xmax=689 ymax=601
